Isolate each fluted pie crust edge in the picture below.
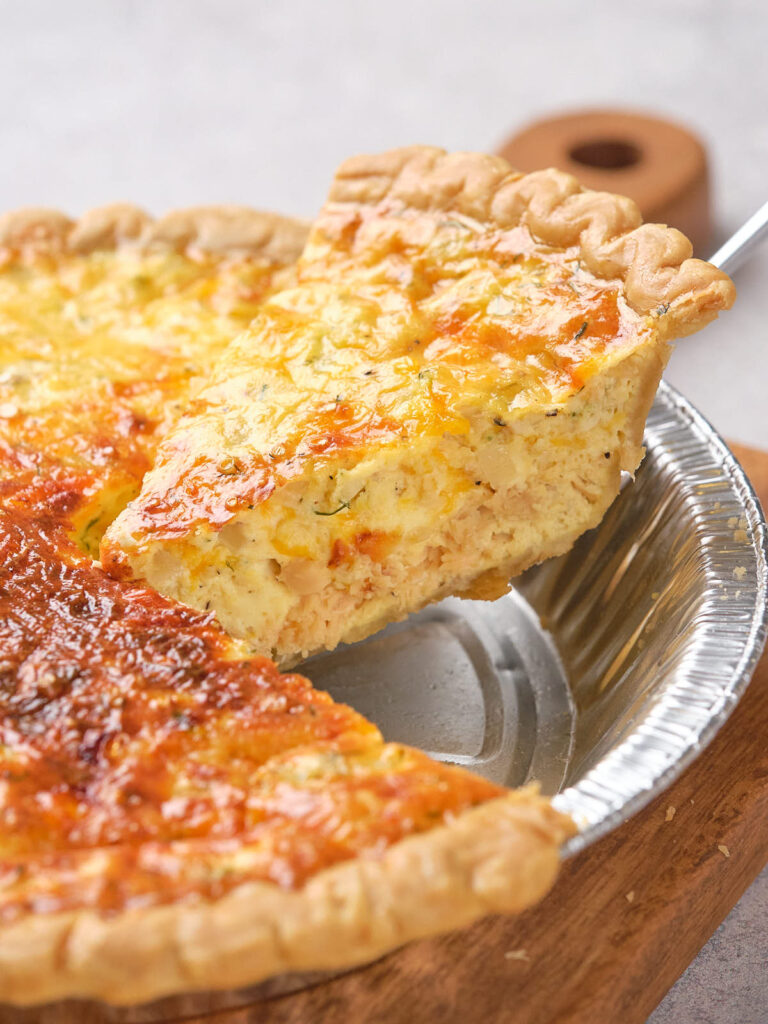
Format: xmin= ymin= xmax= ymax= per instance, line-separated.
xmin=328 ymin=146 xmax=734 ymax=341
xmin=0 ymin=202 xmax=311 ymax=263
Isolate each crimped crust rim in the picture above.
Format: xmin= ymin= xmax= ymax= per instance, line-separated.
xmin=0 ymin=202 xmax=311 ymax=263
xmin=324 ymin=145 xmax=735 ymax=341
xmin=0 ymin=788 xmax=574 ymax=1006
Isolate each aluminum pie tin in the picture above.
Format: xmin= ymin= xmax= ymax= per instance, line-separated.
xmin=533 ymin=381 xmax=768 ymax=852
xmin=309 ymin=380 xmax=768 ymax=856
xmin=5 ymin=381 xmax=767 ymax=1023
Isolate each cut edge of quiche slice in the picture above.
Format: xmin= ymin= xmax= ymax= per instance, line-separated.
xmin=101 ymin=147 xmax=735 ymax=665
xmin=0 ymin=202 xmax=575 ymax=1006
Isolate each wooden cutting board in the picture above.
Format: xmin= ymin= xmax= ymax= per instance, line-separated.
xmin=185 ymin=443 xmax=767 ymax=1024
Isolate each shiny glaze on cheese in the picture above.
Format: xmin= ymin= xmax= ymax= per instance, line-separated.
xmin=0 ymin=504 xmax=501 ymax=920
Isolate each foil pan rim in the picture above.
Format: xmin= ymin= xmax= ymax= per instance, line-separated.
xmin=554 ymin=380 xmax=768 ymax=856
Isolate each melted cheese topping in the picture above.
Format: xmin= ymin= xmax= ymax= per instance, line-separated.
xmin=0 ymin=249 xmax=291 ymax=553
xmin=0 ymin=242 xmax=503 ymax=919
xmin=0 ymin=506 xmax=500 ymax=920
xmin=110 ymin=213 xmax=655 ymax=539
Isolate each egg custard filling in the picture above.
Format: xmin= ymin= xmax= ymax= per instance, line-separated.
xmin=0 ymin=210 xmax=306 ymax=555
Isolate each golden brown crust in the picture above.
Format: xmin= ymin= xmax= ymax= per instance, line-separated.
xmin=68 ymin=202 xmax=153 ymax=251
xmin=0 ymin=203 xmax=310 ymax=262
xmin=146 ymin=204 xmax=311 ymax=261
xmin=0 ymin=789 xmax=574 ymax=1006
xmin=327 ymin=146 xmax=735 ymax=341
xmin=0 ymin=207 xmax=74 ymax=256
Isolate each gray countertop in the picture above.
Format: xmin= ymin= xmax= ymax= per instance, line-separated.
xmin=648 ymin=868 xmax=768 ymax=1024
xmin=1 ymin=2 xmax=766 ymax=1020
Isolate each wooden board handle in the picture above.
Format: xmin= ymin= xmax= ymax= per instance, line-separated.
xmin=497 ymin=108 xmax=712 ymax=255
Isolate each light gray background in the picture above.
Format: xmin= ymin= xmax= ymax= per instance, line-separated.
xmin=0 ymin=2 xmax=766 ymax=1021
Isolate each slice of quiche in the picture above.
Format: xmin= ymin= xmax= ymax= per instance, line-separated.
xmin=103 ymin=147 xmax=735 ymax=664
xmin=0 ymin=203 xmax=574 ymax=1006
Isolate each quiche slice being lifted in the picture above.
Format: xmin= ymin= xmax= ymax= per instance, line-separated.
xmin=103 ymin=147 xmax=735 ymax=665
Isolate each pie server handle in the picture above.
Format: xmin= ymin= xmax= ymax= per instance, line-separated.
xmin=710 ymin=199 xmax=768 ymax=274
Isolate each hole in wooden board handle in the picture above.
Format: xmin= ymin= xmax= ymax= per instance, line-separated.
xmin=569 ymin=138 xmax=642 ymax=171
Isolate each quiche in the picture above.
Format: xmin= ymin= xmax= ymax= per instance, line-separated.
xmin=0 ymin=202 xmax=575 ymax=1006
xmin=102 ymin=147 xmax=735 ymax=666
